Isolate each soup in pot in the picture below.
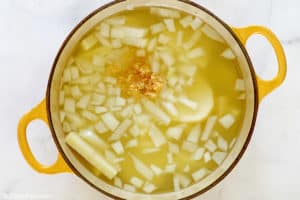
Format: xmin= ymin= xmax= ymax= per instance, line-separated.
xmin=59 ymin=7 xmax=246 ymax=194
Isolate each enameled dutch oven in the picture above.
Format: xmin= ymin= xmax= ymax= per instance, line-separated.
xmin=17 ymin=0 xmax=287 ymax=199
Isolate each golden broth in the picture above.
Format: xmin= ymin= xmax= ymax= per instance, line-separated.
xmin=59 ymin=7 xmax=246 ymax=194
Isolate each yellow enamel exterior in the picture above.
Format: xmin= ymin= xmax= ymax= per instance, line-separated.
xmin=233 ymin=26 xmax=287 ymax=102
xmin=17 ymin=99 xmax=71 ymax=174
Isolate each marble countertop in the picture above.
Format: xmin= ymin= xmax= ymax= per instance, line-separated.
xmin=0 ymin=0 xmax=299 ymax=199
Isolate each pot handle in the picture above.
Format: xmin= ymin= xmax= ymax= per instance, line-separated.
xmin=18 ymin=99 xmax=72 ymax=174
xmin=232 ymin=26 xmax=287 ymax=102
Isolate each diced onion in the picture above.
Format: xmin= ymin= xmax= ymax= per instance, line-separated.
xmin=178 ymin=96 xmax=198 ymax=110
xmin=183 ymin=165 xmax=190 ymax=173
xmin=217 ymin=135 xmax=228 ymax=151
xmin=150 ymin=23 xmax=166 ymax=34
xmin=150 ymin=164 xmax=163 ymax=176
xmin=81 ymin=110 xmax=98 ymax=121
xmin=148 ymin=124 xmax=167 ymax=147
xmin=124 ymin=184 xmax=136 ymax=192
xmin=201 ymin=116 xmax=217 ymax=141
xmin=99 ymin=23 xmax=110 ymax=37
xmin=101 ymin=112 xmax=120 ymax=131
xmin=190 ymin=18 xmax=203 ymax=30
xmin=167 ymin=125 xmax=185 ymax=140
xmin=111 ymin=26 xmax=148 ymax=38
xmin=64 ymin=98 xmax=75 ymax=113
xmin=105 ymin=16 xmax=126 ymax=25
xmin=212 ymin=151 xmax=227 ymax=165
xmin=221 ymin=48 xmax=236 ymax=59
xmin=80 ymin=35 xmax=98 ymax=50
xmin=129 ymin=125 xmax=141 ymax=137
xmin=147 ymin=38 xmax=157 ymax=52
xmin=173 ymin=175 xmax=180 ymax=192
xmin=142 ymin=99 xmax=170 ymax=125
xmin=159 ymin=51 xmax=175 ymax=67
xmin=165 ymin=164 xmax=176 ymax=173
xmin=167 ymin=152 xmax=174 ymax=163
xmin=150 ymin=8 xmax=180 ymax=18
xmin=136 ymin=49 xmax=146 ymax=57
xmin=183 ymin=31 xmax=201 ymax=49
xmin=143 ymin=148 xmax=160 ymax=154
xmin=111 ymin=39 xmax=122 ymax=49
xmin=95 ymin=121 xmax=108 ymax=134
xmin=176 ymin=31 xmax=183 ymax=46
xmin=202 ymin=24 xmax=224 ymax=43
xmin=186 ymin=124 xmax=201 ymax=144
xmin=158 ymin=33 xmax=170 ymax=44
xmin=168 ymin=142 xmax=179 ymax=154
xmin=192 ymin=168 xmax=207 ymax=182
xmin=179 ymin=15 xmax=193 ymax=28
xmin=164 ymin=19 xmax=176 ymax=32
xmin=79 ymin=130 xmax=108 ymax=150
xmin=122 ymin=37 xmax=148 ymax=48
xmin=204 ymin=139 xmax=217 ymax=152
xmin=114 ymin=177 xmax=122 ymax=188
xmin=182 ymin=141 xmax=197 ymax=153
xmin=161 ymin=101 xmax=178 ymax=117
xmin=126 ymin=139 xmax=138 ymax=148
xmin=130 ymin=177 xmax=144 ymax=188
xmin=191 ymin=148 xmax=205 ymax=161
xmin=77 ymin=95 xmax=91 ymax=109
xmin=219 ymin=114 xmax=235 ymax=129
xmin=204 ymin=152 xmax=211 ymax=163
xmin=235 ymin=79 xmax=245 ymax=91
xmin=143 ymin=182 xmax=157 ymax=193
xmin=109 ymin=119 xmax=132 ymax=141
xmin=95 ymin=106 xmax=107 ymax=114
xmin=111 ymin=141 xmax=124 ymax=155
xmin=96 ymin=34 xmax=111 ymax=47
xmin=130 ymin=154 xmax=154 ymax=180
xmin=187 ymin=48 xmax=204 ymax=59
xmin=176 ymin=173 xmax=191 ymax=187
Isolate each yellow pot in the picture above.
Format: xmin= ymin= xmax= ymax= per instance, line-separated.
xmin=17 ymin=0 xmax=287 ymax=199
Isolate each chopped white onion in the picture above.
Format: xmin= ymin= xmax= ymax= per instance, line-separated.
xmin=150 ymin=164 xmax=163 ymax=176
xmin=130 ymin=154 xmax=154 ymax=181
xmin=150 ymin=23 xmax=166 ymax=34
xmin=176 ymin=173 xmax=191 ymax=187
xmin=101 ymin=112 xmax=120 ymax=131
xmin=123 ymin=184 xmax=136 ymax=192
xmin=71 ymin=85 xmax=82 ymax=98
xmin=79 ymin=129 xmax=108 ymax=150
xmin=158 ymin=33 xmax=170 ymax=44
xmin=81 ymin=110 xmax=98 ymax=121
xmin=186 ymin=124 xmax=201 ymax=144
xmin=164 ymin=19 xmax=176 ymax=32
xmin=59 ymin=91 xmax=64 ymax=106
xmin=202 ymin=24 xmax=224 ymax=43
xmin=142 ymin=99 xmax=170 ymax=125
xmin=130 ymin=177 xmax=144 ymax=188
xmin=91 ymin=94 xmax=105 ymax=106
xmin=183 ymin=31 xmax=202 ymax=49
xmin=212 ymin=151 xmax=227 ymax=165
xmin=70 ymin=67 xmax=79 ymax=80
xmin=148 ymin=124 xmax=167 ymax=147
xmin=178 ymin=96 xmax=198 ymax=110
xmin=93 ymin=55 xmax=105 ymax=67
xmin=167 ymin=125 xmax=185 ymax=140
xmin=204 ymin=152 xmax=211 ymax=163
xmin=173 ymin=175 xmax=180 ymax=192
xmin=142 ymin=148 xmax=160 ymax=154
xmin=114 ymin=177 xmax=122 ymax=188
xmin=64 ymin=98 xmax=75 ymax=113
xmin=192 ymin=168 xmax=207 ymax=182
xmin=217 ymin=135 xmax=228 ymax=151
xmin=147 ymin=38 xmax=157 ymax=52
xmin=165 ymin=164 xmax=176 ymax=173
xmin=221 ymin=48 xmax=236 ymax=59
xmin=81 ymin=35 xmax=98 ymax=50
xmin=168 ymin=142 xmax=179 ymax=154
xmin=182 ymin=141 xmax=197 ymax=153
xmin=201 ymin=116 xmax=217 ymax=141
xmin=183 ymin=165 xmax=190 ymax=173
xmin=167 ymin=152 xmax=174 ymax=163
xmin=161 ymin=101 xmax=178 ymax=117
xmin=126 ymin=139 xmax=138 ymax=148
xmin=111 ymin=39 xmax=122 ymax=48
xmin=235 ymin=79 xmax=245 ymax=91
xmin=205 ymin=139 xmax=217 ymax=152
xmin=143 ymin=182 xmax=157 ymax=193
xmin=111 ymin=141 xmax=124 ymax=155
xmin=129 ymin=125 xmax=141 ymax=137
xmin=192 ymin=148 xmax=205 ymax=161
xmin=122 ymin=37 xmax=148 ymax=48
xmin=176 ymin=31 xmax=183 ymax=46
xmin=150 ymin=8 xmax=180 ymax=18
xmin=219 ymin=114 xmax=235 ymax=129
xmin=99 ymin=23 xmax=110 ymax=37
xmin=95 ymin=106 xmax=107 ymax=114
xmin=179 ymin=15 xmax=193 ymax=28
xmin=237 ymin=93 xmax=246 ymax=100
xmin=159 ymin=51 xmax=175 ymax=67
xmin=111 ymin=26 xmax=148 ymax=38
xmin=96 ymin=34 xmax=111 ymax=47
xmin=133 ymin=104 xmax=142 ymax=114
xmin=136 ymin=49 xmax=146 ymax=57
xmin=60 ymin=111 xmax=65 ymax=122
xmin=105 ymin=16 xmax=126 ymax=25
xmin=95 ymin=121 xmax=108 ymax=134
xmin=109 ymin=119 xmax=132 ymax=141
xmin=190 ymin=18 xmax=203 ymax=30
xmin=187 ymin=47 xmax=204 ymax=59
xmin=178 ymin=64 xmax=197 ymax=77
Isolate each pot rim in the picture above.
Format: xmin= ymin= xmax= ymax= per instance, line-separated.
xmin=46 ymin=0 xmax=259 ymax=199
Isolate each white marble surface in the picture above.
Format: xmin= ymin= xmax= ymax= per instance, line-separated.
xmin=0 ymin=0 xmax=299 ymax=199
